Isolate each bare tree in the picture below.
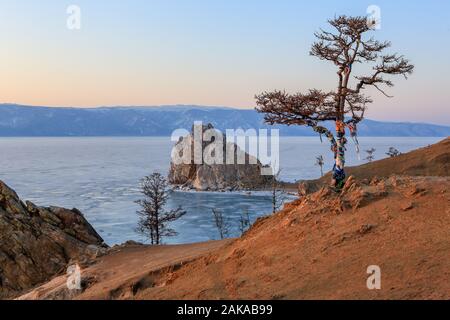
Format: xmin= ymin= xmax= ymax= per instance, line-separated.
xmin=136 ymin=172 xmax=186 ymax=245
xmin=255 ymin=15 xmax=414 ymax=189
xmin=365 ymin=148 xmax=376 ymax=162
xmin=238 ymin=210 xmax=251 ymax=235
xmin=386 ymin=147 xmax=401 ymax=157
xmin=212 ymin=208 xmax=230 ymax=240
xmin=271 ymin=170 xmax=286 ymax=214
xmin=315 ymin=155 xmax=325 ymax=177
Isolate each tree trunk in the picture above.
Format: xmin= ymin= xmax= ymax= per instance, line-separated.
xmin=333 ymin=68 xmax=350 ymax=187
xmin=155 ymin=212 xmax=160 ymax=245
xmin=333 ymin=120 xmax=347 ymax=188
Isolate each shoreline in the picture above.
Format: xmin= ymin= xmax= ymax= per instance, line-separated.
xmin=171 ymin=183 xmax=299 ymax=195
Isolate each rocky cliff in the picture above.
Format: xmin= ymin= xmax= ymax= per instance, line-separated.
xmin=0 ymin=180 xmax=106 ymax=299
xmin=169 ymin=123 xmax=272 ymax=191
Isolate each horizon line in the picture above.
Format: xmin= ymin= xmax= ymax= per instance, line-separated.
xmin=0 ymin=102 xmax=449 ymax=127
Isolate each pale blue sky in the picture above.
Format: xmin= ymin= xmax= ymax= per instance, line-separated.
xmin=0 ymin=0 xmax=449 ymax=124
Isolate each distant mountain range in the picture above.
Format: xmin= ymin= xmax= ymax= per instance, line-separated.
xmin=0 ymin=104 xmax=449 ymax=137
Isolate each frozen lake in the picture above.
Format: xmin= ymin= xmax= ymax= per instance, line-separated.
xmin=0 ymin=136 xmax=441 ymax=245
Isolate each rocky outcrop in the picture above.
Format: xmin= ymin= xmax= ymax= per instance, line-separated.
xmin=169 ymin=123 xmax=272 ymax=191
xmin=0 ymin=180 xmax=106 ymax=299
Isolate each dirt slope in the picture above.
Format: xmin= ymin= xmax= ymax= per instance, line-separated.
xmin=133 ymin=176 xmax=449 ymax=300
xmin=18 ymin=240 xmax=230 ymax=300
xmin=299 ymin=137 xmax=449 ymax=193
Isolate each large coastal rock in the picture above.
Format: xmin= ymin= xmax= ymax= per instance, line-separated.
xmin=169 ymin=123 xmax=272 ymax=191
xmin=0 ymin=180 xmax=106 ymax=299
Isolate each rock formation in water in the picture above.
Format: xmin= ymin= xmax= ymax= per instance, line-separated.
xmin=169 ymin=123 xmax=272 ymax=191
xmin=0 ymin=180 xmax=107 ymax=299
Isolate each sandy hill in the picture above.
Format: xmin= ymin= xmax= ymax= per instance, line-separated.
xmin=299 ymin=137 xmax=449 ymax=193
xmin=17 ymin=138 xmax=450 ymax=300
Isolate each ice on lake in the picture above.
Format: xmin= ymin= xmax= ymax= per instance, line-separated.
xmin=0 ymin=136 xmax=441 ymax=245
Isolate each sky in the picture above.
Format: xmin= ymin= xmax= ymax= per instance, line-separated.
xmin=0 ymin=0 xmax=449 ymax=125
